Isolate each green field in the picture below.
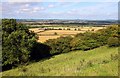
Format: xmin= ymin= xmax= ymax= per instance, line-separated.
xmin=2 ymin=46 xmax=118 ymax=76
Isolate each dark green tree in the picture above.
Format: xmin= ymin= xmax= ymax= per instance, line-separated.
xmin=2 ymin=19 xmax=37 ymax=69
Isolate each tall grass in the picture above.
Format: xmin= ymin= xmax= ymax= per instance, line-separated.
xmin=2 ymin=46 xmax=118 ymax=76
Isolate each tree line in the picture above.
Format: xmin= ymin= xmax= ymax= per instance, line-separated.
xmin=45 ymin=25 xmax=119 ymax=54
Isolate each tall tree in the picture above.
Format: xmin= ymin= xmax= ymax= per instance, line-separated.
xmin=2 ymin=19 xmax=37 ymax=68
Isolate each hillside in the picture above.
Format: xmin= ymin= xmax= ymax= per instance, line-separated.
xmin=2 ymin=46 xmax=118 ymax=76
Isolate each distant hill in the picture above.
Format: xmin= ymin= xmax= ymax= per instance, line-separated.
xmin=16 ymin=19 xmax=118 ymax=25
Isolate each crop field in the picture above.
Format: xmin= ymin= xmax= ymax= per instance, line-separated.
xmin=29 ymin=26 xmax=104 ymax=43
xmin=29 ymin=28 xmax=45 ymax=33
xmin=38 ymin=35 xmax=60 ymax=42
xmin=38 ymin=30 xmax=84 ymax=35
xmin=2 ymin=46 xmax=118 ymax=76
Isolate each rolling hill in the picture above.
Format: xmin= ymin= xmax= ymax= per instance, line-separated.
xmin=2 ymin=46 xmax=118 ymax=76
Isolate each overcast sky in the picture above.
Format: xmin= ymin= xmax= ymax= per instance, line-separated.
xmin=1 ymin=1 xmax=118 ymax=20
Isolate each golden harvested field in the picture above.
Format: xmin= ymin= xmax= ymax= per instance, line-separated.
xmin=29 ymin=28 xmax=44 ymax=33
xmin=38 ymin=36 xmax=60 ymax=42
xmin=38 ymin=30 xmax=84 ymax=35
xmin=29 ymin=27 xmax=104 ymax=43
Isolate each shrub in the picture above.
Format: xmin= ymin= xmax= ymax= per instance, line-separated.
xmin=45 ymin=36 xmax=73 ymax=55
xmin=107 ymin=37 xmax=119 ymax=47
xmin=71 ymin=32 xmax=100 ymax=51
xmin=54 ymin=32 xmax=58 ymax=35
xmin=91 ymin=29 xmax=94 ymax=31
xmin=78 ymin=28 xmax=81 ymax=31
xmin=70 ymin=37 xmax=82 ymax=50
xmin=58 ymin=28 xmax=62 ymax=30
xmin=67 ymin=28 xmax=70 ymax=30
xmin=101 ymin=60 xmax=109 ymax=64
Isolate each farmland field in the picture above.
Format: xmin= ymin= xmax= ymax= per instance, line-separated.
xmin=2 ymin=46 xmax=118 ymax=76
xmin=38 ymin=35 xmax=60 ymax=42
xmin=29 ymin=26 xmax=105 ymax=43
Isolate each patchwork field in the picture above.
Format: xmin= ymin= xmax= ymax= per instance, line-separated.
xmin=2 ymin=46 xmax=118 ymax=76
xmin=30 ymin=26 xmax=104 ymax=43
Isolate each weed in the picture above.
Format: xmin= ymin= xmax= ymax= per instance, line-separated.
xmin=86 ymin=60 xmax=94 ymax=67
xmin=101 ymin=60 xmax=109 ymax=64
xmin=111 ymin=54 xmax=118 ymax=60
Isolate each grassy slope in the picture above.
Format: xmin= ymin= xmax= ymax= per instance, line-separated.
xmin=2 ymin=46 xmax=118 ymax=76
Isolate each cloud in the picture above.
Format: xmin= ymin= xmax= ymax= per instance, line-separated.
xmin=24 ymin=4 xmax=30 ymax=7
xmin=48 ymin=4 xmax=55 ymax=8
xmin=32 ymin=7 xmax=45 ymax=13
xmin=6 ymin=0 xmax=43 ymax=2
xmin=15 ymin=7 xmax=42 ymax=14
xmin=2 ymin=2 xmax=118 ymax=20
xmin=2 ymin=2 xmax=45 ymax=14
xmin=33 ymin=7 xmax=40 ymax=10
xmin=2 ymin=0 xmax=119 ymax=2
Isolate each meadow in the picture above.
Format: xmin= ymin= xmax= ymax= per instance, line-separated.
xmin=2 ymin=46 xmax=118 ymax=76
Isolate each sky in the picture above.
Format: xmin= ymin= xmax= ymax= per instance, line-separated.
xmin=1 ymin=1 xmax=118 ymax=20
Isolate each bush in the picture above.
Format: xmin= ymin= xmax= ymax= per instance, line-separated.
xmin=107 ymin=37 xmax=119 ymax=47
xmin=67 ymin=28 xmax=70 ymax=30
xmin=45 ymin=36 xmax=73 ymax=55
xmin=71 ymin=32 xmax=100 ymax=51
xmin=78 ymin=28 xmax=81 ymax=31
xmin=54 ymin=32 xmax=58 ymax=35
xmin=91 ymin=29 xmax=94 ymax=31
xmin=70 ymin=37 xmax=82 ymax=50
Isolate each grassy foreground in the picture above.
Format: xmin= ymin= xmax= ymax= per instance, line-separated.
xmin=2 ymin=46 xmax=118 ymax=76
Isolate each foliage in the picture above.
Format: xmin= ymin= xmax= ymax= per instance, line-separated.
xmin=2 ymin=19 xmax=51 ymax=71
xmin=45 ymin=25 xmax=119 ymax=53
xmin=71 ymin=32 xmax=100 ymax=51
xmin=45 ymin=36 xmax=73 ymax=55
xmin=107 ymin=37 xmax=119 ymax=47
xmin=2 ymin=19 xmax=37 ymax=68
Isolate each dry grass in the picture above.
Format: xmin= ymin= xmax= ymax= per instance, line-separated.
xmin=38 ymin=36 xmax=60 ymax=42
xmin=38 ymin=30 xmax=84 ymax=35
xmin=30 ymin=27 xmax=104 ymax=43
xmin=37 ymin=30 xmax=83 ymax=43
xmin=29 ymin=28 xmax=44 ymax=33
